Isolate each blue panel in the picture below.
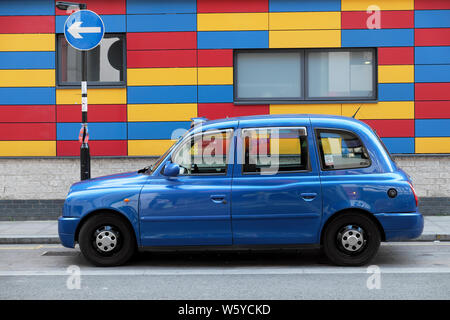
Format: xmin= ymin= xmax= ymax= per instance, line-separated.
xmin=127 ymin=14 xmax=196 ymax=32
xmin=128 ymin=122 xmax=191 ymax=140
xmin=198 ymin=31 xmax=268 ymax=49
xmin=381 ymin=138 xmax=414 ymax=154
xmin=415 ymin=10 xmax=450 ymax=28
xmin=0 ymin=0 xmax=54 ymax=15
xmin=198 ymin=85 xmax=233 ymax=103
xmin=57 ymin=123 xmax=127 ymax=140
xmin=127 ymin=86 xmax=197 ymax=104
xmin=0 ymin=87 xmax=55 ymax=105
xmin=0 ymin=52 xmax=55 ymax=69
xmin=127 ymin=0 xmax=197 ymax=14
xmin=342 ymin=29 xmax=414 ymax=47
xmin=269 ymin=0 xmax=340 ymax=12
xmin=415 ymin=65 xmax=450 ymax=83
xmin=56 ymin=15 xmax=126 ymax=33
xmin=415 ymin=46 xmax=450 ymax=65
xmin=378 ymin=83 xmax=414 ymax=101
xmin=415 ymin=120 xmax=450 ymax=137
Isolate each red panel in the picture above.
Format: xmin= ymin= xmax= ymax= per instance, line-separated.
xmin=378 ymin=47 xmax=414 ymax=65
xmin=342 ymin=11 xmax=414 ymax=29
xmin=57 ymin=140 xmax=127 ymax=156
xmin=416 ymin=83 xmax=450 ymax=101
xmin=0 ymin=105 xmax=55 ymax=122
xmin=57 ymin=105 xmax=127 ymax=123
xmin=127 ymin=32 xmax=197 ymax=50
xmin=127 ymin=50 xmax=197 ymax=68
xmin=198 ymin=103 xmax=269 ymax=120
xmin=415 ymin=0 xmax=450 ymax=10
xmin=55 ymin=0 xmax=125 ymax=15
xmin=362 ymin=120 xmax=414 ymax=137
xmin=415 ymin=28 xmax=450 ymax=46
xmin=0 ymin=123 xmax=55 ymax=140
xmin=198 ymin=49 xmax=233 ymax=67
xmin=197 ymin=0 xmax=268 ymax=13
xmin=0 ymin=16 xmax=54 ymax=33
xmin=416 ymin=101 xmax=450 ymax=119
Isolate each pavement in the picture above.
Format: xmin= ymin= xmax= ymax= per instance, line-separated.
xmin=0 ymin=216 xmax=449 ymax=244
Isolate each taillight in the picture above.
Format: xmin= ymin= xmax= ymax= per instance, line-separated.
xmin=407 ymin=181 xmax=418 ymax=207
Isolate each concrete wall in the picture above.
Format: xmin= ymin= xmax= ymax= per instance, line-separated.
xmin=0 ymin=156 xmax=448 ymax=200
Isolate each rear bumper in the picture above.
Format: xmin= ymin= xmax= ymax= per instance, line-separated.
xmin=374 ymin=211 xmax=424 ymax=241
xmin=58 ymin=216 xmax=80 ymax=248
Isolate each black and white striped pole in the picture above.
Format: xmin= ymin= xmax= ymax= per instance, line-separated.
xmin=80 ymin=49 xmax=91 ymax=180
xmin=57 ymin=1 xmax=99 ymax=181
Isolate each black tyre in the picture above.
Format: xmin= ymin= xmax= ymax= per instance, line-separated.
xmin=322 ymin=212 xmax=381 ymax=266
xmin=78 ymin=213 xmax=136 ymax=267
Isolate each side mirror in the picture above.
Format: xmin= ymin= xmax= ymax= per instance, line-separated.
xmin=163 ymin=162 xmax=180 ymax=177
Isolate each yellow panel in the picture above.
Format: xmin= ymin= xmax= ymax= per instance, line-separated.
xmin=341 ymin=0 xmax=414 ymax=11
xmin=0 ymin=34 xmax=55 ymax=52
xmin=128 ymin=104 xmax=197 ymax=122
xmin=198 ymin=67 xmax=233 ymax=85
xmin=341 ymin=101 xmax=414 ymax=119
xmin=0 ymin=70 xmax=55 ymax=87
xmin=128 ymin=140 xmax=176 ymax=156
xmin=127 ymin=68 xmax=197 ymax=86
xmin=270 ymin=104 xmax=342 ymax=115
xmin=269 ymin=12 xmax=341 ymax=30
xmin=416 ymin=138 xmax=450 ymax=154
xmin=270 ymin=30 xmax=341 ymax=48
xmin=0 ymin=141 xmax=55 ymax=157
xmin=273 ymin=138 xmax=300 ymax=155
xmin=197 ymin=13 xmax=268 ymax=31
xmin=56 ymin=88 xmax=127 ymax=105
xmin=378 ymin=65 xmax=414 ymax=83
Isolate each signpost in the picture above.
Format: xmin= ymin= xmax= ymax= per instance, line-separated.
xmin=60 ymin=3 xmax=105 ymax=180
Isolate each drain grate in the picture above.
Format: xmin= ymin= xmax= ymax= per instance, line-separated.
xmin=41 ymin=251 xmax=80 ymax=257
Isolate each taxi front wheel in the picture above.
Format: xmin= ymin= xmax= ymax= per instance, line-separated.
xmin=78 ymin=213 xmax=136 ymax=267
xmin=322 ymin=213 xmax=381 ymax=266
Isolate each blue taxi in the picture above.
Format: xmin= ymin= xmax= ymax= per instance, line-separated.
xmin=59 ymin=114 xmax=423 ymax=266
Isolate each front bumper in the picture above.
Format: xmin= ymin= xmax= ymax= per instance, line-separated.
xmin=374 ymin=211 xmax=424 ymax=241
xmin=58 ymin=216 xmax=80 ymax=248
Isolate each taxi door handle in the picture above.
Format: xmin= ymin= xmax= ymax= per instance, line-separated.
xmin=210 ymin=195 xmax=227 ymax=204
xmin=300 ymin=193 xmax=317 ymax=201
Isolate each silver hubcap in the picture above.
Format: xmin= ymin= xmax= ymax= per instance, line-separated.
xmin=95 ymin=228 xmax=118 ymax=253
xmin=340 ymin=226 xmax=365 ymax=252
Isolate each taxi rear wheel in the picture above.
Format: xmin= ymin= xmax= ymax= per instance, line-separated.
xmin=322 ymin=213 xmax=381 ymax=266
xmin=78 ymin=213 xmax=136 ymax=267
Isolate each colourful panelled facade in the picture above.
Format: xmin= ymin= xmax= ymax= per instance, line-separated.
xmin=0 ymin=0 xmax=449 ymax=156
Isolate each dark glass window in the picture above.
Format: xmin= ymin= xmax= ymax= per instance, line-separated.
xmin=234 ymin=48 xmax=376 ymax=104
xmin=57 ymin=34 xmax=125 ymax=86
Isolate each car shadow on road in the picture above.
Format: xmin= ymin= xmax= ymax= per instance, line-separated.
xmin=56 ymin=243 xmax=425 ymax=268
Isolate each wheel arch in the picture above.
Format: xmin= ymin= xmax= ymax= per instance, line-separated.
xmin=319 ymin=208 xmax=386 ymax=244
xmin=74 ymin=208 xmax=138 ymax=246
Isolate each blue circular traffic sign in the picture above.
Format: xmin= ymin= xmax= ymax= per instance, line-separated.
xmin=64 ymin=10 xmax=105 ymax=51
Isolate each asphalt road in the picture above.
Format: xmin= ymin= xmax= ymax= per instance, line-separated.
xmin=0 ymin=242 xmax=449 ymax=300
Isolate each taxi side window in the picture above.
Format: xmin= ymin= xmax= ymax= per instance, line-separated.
xmin=316 ymin=129 xmax=371 ymax=170
xmin=171 ymin=129 xmax=233 ymax=175
xmin=242 ymin=127 xmax=309 ymax=174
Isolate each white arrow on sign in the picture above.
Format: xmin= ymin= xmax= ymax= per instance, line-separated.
xmin=68 ymin=21 xmax=101 ymax=39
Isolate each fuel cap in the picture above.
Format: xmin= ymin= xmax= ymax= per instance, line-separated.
xmin=388 ymin=188 xmax=397 ymax=198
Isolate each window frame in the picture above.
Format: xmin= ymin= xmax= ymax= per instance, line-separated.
xmin=169 ymin=128 xmax=235 ymax=177
xmin=233 ymin=47 xmax=378 ymax=105
xmin=240 ymin=126 xmax=311 ymax=176
xmin=314 ymin=127 xmax=372 ymax=171
xmin=56 ymin=33 xmax=127 ymax=88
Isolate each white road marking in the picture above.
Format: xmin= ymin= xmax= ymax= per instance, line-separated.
xmin=0 ymin=267 xmax=449 ymax=277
